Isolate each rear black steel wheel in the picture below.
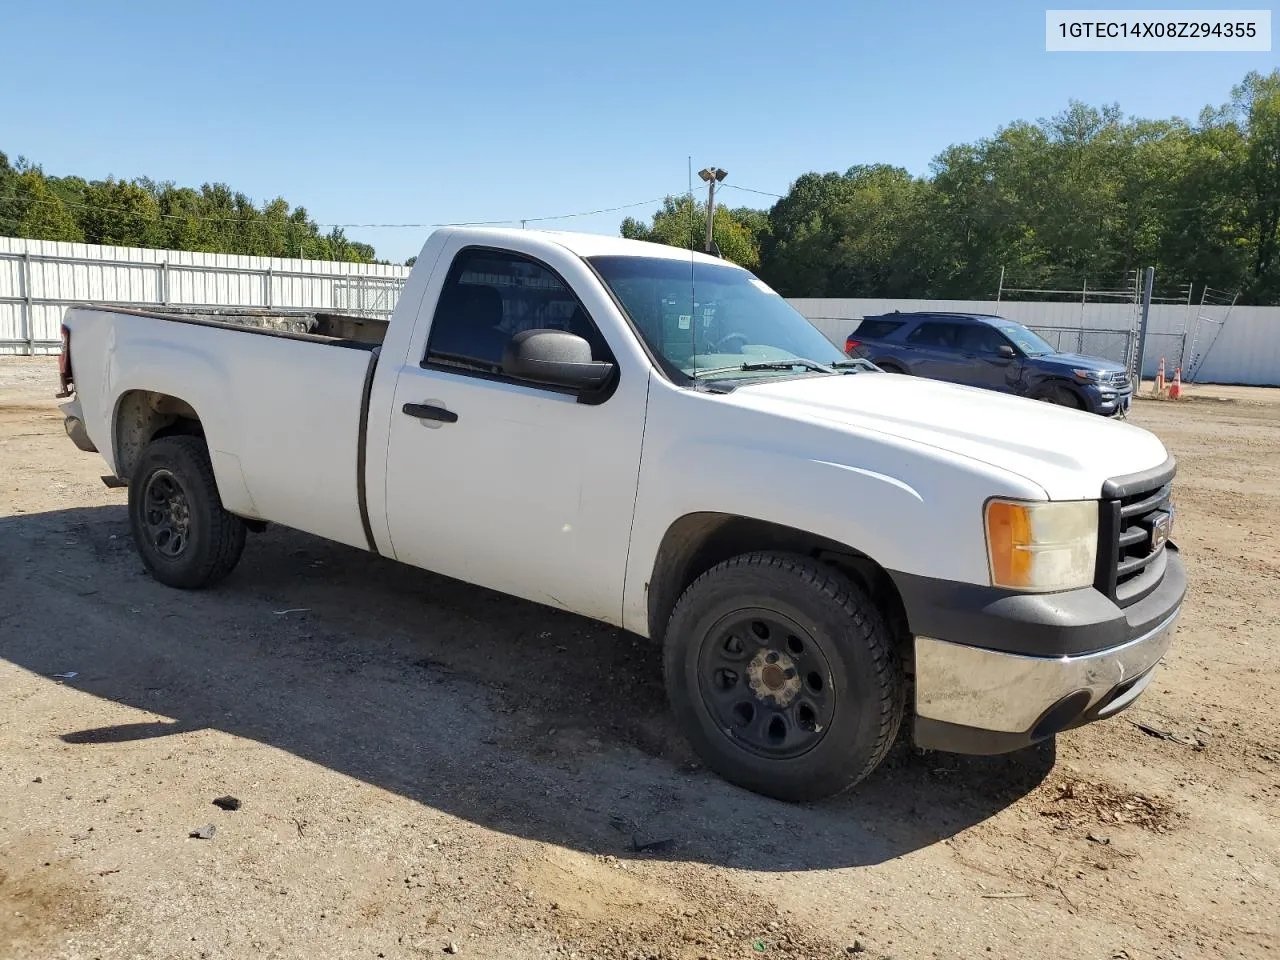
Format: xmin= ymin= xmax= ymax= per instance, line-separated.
xmin=128 ymin=436 xmax=246 ymax=589
xmin=664 ymin=552 xmax=904 ymax=801
xmin=140 ymin=468 xmax=191 ymax=559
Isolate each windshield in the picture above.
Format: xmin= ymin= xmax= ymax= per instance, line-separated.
xmin=992 ymin=320 xmax=1055 ymax=357
xmin=587 ymin=255 xmax=848 ymax=382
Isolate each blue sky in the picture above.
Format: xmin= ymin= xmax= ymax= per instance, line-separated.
xmin=2 ymin=0 xmax=1275 ymax=263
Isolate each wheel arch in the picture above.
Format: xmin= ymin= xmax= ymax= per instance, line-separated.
xmin=112 ymin=390 xmax=206 ymax=480
xmin=646 ymin=512 xmax=910 ymax=654
xmin=1034 ymin=376 xmax=1088 ymax=409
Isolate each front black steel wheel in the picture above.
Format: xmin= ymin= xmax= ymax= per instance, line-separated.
xmin=128 ymin=436 xmax=246 ymax=589
xmin=664 ymin=552 xmax=904 ymax=802
xmin=698 ymin=609 xmax=836 ymax=761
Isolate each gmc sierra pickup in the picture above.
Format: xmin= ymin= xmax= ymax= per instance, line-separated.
xmin=56 ymin=227 xmax=1186 ymax=801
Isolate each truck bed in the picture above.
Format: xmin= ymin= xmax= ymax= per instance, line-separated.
xmin=62 ymin=302 xmax=388 ymax=553
xmin=86 ymin=305 xmax=390 ymax=348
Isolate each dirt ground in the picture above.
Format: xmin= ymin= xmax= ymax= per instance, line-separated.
xmin=1 ymin=356 xmax=1277 ymax=960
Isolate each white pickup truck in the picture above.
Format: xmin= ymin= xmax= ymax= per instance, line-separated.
xmin=57 ymin=228 xmax=1186 ymax=801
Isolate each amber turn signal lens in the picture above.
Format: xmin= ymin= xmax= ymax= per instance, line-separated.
xmin=984 ymin=499 xmax=1098 ymax=592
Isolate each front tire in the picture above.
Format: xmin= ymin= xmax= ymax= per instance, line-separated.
xmin=128 ymin=436 xmax=246 ymax=589
xmin=1035 ymin=384 xmax=1083 ymax=408
xmin=663 ymin=552 xmax=904 ymax=802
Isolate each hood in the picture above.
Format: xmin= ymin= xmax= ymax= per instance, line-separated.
xmin=1036 ymin=352 xmax=1127 ymax=374
xmin=729 ymin=372 xmax=1168 ymax=500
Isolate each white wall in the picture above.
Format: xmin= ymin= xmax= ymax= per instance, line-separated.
xmin=0 ymin=236 xmax=412 ymax=355
xmin=789 ymin=297 xmax=1280 ymax=386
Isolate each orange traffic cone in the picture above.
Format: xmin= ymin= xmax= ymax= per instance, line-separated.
xmin=1155 ymin=357 xmax=1166 ymax=396
xmin=1168 ymin=367 xmax=1182 ymax=400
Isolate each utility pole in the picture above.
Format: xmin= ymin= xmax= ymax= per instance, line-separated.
xmin=697 ymin=167 xmax=727 ymax=254
xmin=1134 ymin=266 xmax=1155 ymax=392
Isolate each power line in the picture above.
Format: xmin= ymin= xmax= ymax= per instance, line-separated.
xmin=0 ymin=192 xmax=669 ymax=231
xmin=721 ymin=183 xmax=786 ymax=200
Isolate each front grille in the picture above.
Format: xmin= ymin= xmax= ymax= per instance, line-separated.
xmin=1101 ymin=371 xmax=1132 ymax=390
xmin=1096 ymin=459 xmax=1176 ymax=607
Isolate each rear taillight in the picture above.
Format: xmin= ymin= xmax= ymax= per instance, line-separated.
xmin=57 ymin=324 xmax=73 ymax=398
xmin=844 ymin=337 xmax=861 ymax=355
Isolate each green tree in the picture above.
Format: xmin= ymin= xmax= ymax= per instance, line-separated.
xmin=763 ymin=166 xmax=935 ymax=297
xmin=79 ymin=178 xmax=162 ymax=247
xmin=1 ymin=166 xmax=84 ymax=242
xmin=619 ymin=195 xmax=767 ymax=270
xmin=1231 ymin=71 xmax=1280 ymax=301
xmin=1 ymin=149 xmax=382 ymax=263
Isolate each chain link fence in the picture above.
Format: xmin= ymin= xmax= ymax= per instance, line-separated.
xmin=1022 ymin=325 xmax=1135 ymax=367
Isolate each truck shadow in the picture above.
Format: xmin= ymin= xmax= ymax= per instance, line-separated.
xmin=0 ymin=505 xmax=1055 ymax=871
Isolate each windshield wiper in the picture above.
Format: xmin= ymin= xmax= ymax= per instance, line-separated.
xmin=831 ymin=359 xmax=875 ymax=372
xmin=691 ymin=358 xmax=836 ymax=379
xmin=742 ymin=359 xmax=836 ymax=372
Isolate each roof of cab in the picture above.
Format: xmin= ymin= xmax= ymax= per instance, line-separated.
xmin=438 ymin=226 xmax=732 ymax=266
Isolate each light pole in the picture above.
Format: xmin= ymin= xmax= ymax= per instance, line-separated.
xmin=697 ymin=167 xmax=727 ymax=254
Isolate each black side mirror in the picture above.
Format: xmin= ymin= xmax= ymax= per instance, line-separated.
xmin=502 ymin=329 xmax=615 ymax=390
xmin=997 ymin=344 xmax=1016 ymax=359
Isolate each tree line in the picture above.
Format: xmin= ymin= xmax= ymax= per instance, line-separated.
xmin=0 ymin=153 xmax=378 ymax=263
xmin=622 ymin=70 xmax=1280 ymax=305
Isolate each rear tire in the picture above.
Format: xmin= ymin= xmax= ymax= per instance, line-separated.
xmin=663 ymin=552 xmax=904 ymax=802
xmin=128 ymin=436 xmax=246 ymax=589
xmin=876 ymin=361 xmax=908 ymax=374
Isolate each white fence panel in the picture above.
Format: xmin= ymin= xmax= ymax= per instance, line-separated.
xmin=0 ymin=236 xmax=412 ymax=355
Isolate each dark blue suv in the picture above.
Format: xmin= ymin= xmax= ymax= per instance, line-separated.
xmin=845 ymin=312 xmax=1132 ymax=416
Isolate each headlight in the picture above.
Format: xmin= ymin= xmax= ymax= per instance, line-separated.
xmin=1072 ymin=369 xmax=1103 ymax=382
xmin=985 ymin=499 xmax=1098 ymax=592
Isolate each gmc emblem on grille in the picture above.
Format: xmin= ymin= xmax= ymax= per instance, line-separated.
xmin=1150 ymin=511 xmax=1171 ymax=550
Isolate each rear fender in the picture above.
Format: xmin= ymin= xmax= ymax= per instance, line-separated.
xmin=106 ymin=346 xmax=241 ymax=504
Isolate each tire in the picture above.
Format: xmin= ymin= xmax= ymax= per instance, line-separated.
xmin=128 ymin=435 xmax=246 ymax=589
xmin=663 ymin=552 xmax=904 ymax=802
xmin=876 ymin=361 xmax=908 ymax=374
xmin=1035 ymin=384 xmax=1083 ymax=409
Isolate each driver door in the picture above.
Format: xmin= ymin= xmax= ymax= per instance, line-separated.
xmin=381 ymin=243 xmax=648 ymax=624
xmin=956 ymin=324 xmax=1022 ymax=392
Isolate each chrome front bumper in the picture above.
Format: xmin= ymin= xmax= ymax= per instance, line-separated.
xmin=913 ymin=605 xmax=1180 ymax=753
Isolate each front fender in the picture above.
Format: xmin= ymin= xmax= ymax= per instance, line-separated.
xmin=621 ymin=386 xmax=1046 ymax=637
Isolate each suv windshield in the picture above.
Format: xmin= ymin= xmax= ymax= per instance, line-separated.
xmin=992 ymin=320 xmax=1055 ymax=357
xmin=588 ymin=255 xmax=847 ymax=382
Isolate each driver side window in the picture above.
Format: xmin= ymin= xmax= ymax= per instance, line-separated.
xmin=424 ymin=248 xmax=613 ymax=376
xmin=958 ymin=325 xmax=1011 ymax=355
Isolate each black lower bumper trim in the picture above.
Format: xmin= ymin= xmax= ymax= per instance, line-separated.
xmin=890 ymin=546 xmax=1185 ymax=658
